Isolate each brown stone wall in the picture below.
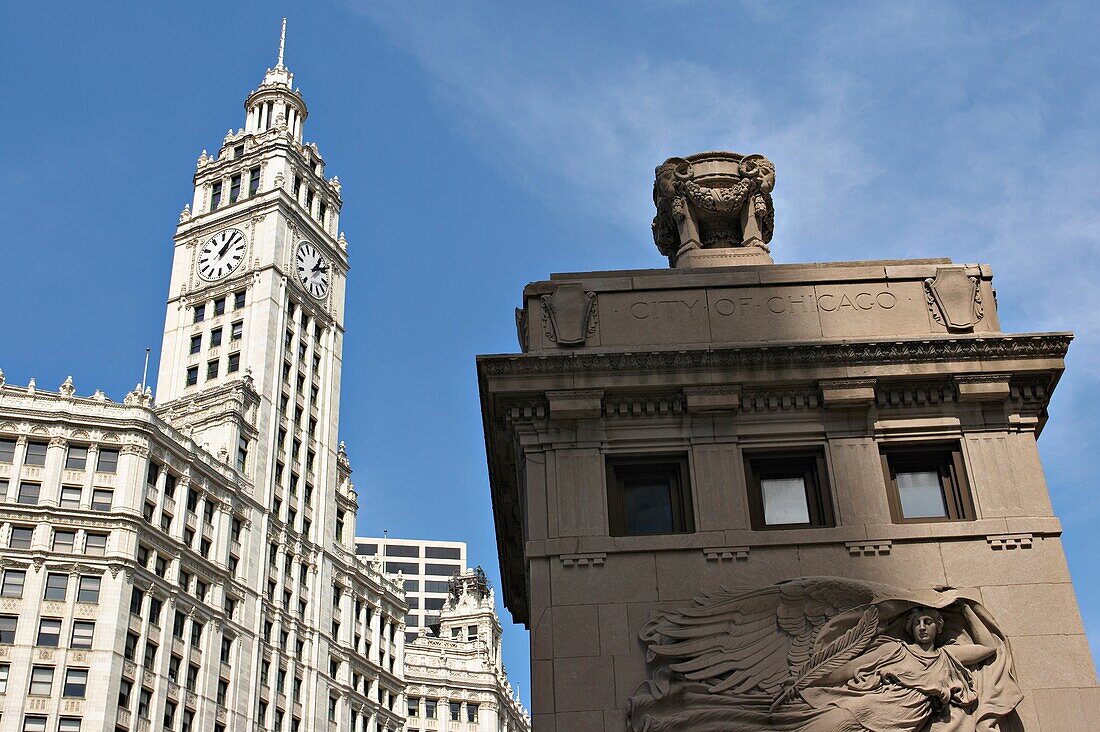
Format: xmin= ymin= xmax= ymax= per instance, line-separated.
xmin=482 ymin=260 xmax=1095 ymax=731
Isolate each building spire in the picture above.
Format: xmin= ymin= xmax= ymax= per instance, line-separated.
xmin=277 ymin=18 xmax=287 ymax=68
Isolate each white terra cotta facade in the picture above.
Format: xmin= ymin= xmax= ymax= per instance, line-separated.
xmin=0 ymin=28 xmax=408 ymax=732
xmin=404 ymin=569 xmax=530 ymax=732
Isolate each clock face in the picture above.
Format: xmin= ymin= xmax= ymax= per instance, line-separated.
xmin=197 ymin=228 xmax=247 ymax=281
xmin=295 ymin=242 xmax=330 ymax=299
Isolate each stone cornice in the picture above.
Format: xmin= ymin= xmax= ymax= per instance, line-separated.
xmin=478 ymin=333 xmax=1072 ymax=379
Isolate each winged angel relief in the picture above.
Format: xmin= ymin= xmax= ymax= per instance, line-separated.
xmin=626 ymin=577 xmax=1023 ymax=732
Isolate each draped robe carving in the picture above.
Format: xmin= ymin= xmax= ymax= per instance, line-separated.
xmin=626 ymin=577 xmax=1023 ymax=732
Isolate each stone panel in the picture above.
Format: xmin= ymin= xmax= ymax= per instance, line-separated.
xmin=829 ymin=438 xmax=893 ymax=526
xmin=654 ymin=546 xmax=803 ymax=601
xmin=550 ymin=449 xmax=607 ymax=538
xmin=941 ymin=536 xmax=1071 ymax=588
xmin=531 ymin=605 xmax=553 ymax=660
xmin=980 ymin=583 xmax=1087 ymax=637
xmin=1008 ymin=634 xmax=1098 ymax=690
xmin=707 ymin=286 xmax=824 ymax=342
xmin=1033 ymin=687 xmax=1100 ymax=731
xmin=553 ymin=656 xmax=616 ymax=712
xmin=690 ymin=444 xmax=746 ymax=532
xmin=797 ymin=541 xmax=948 ymax=588
xmin=532 ymin=658 xmax=555 ymax=720
xmin=550 ymin=553 xmax=659 ymax=606
xmin=554 ymin=711 xmax=604 ymax=732
xmin=524 ymin=450 xmax=550 ymax=542
xmin=965 ymin=434 xmax=1027 ymax=518
xmin=597 ymin=603 xmax=632 ymax=657
xmin=598 ymin=289 xmax=712 ymax=346
xmin=552 ymin=605 xmax=600 ymax=658
xmin=816 ymin=282 xmax=929 ymax=338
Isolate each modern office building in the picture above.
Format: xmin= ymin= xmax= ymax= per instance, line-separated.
xmin=0 ymin=23 xmax=407 ymax=732
xmin=354 ymin=537 xmax=466 ymax=642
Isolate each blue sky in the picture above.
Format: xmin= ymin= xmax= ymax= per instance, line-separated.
xmin=2 ymin=0 xmax=1099 ymax=703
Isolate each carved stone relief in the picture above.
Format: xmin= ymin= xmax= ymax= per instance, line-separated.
xmin=627 ymin=576 xmax=1023 ymax=731
xmin=541 ymin=283 xmax=598 ymax=346
xmin=652 ymin=151 xmax=776 ymax=266
xmin=924 ymin=267 xmax=984 ymax=331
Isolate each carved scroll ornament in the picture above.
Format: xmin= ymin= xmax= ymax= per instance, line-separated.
xmin=652 ymin=151 xmax=776 ymax=266
xmin=627 ymin=576 xmax=1023 ymax=732
xmin=924 ymin=267 xmax=984 ymax=331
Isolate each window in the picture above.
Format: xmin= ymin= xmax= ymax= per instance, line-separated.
xmin=91 ymin=488 xmax=113 ymax=511
xmin=76 ymin=576 xmax=100 ymax=603
xmin=189 ymin=334 xmax=202 ymax=355
xmin=59 ymin=486 xmax=81 ymax=508
xmin=17 ymin=482 xmax=40 ymax=505
xmin=214 ymin=297 xmax=226 ymax=316
xmin=71 ymin=621 xmax=95 ymax=649
xmin=173 ymin=611 xmax=187 ymax=639
xmin=450 ymin=702 xmax=461 ymax=721
xmin=138 ymin=687 xmax=151 ymax=718
xmin=408 ymin=697 xmax=420 ymax=717
xmin=0 ymin=662 xmax=7 ymax=692
xmin=236 ymin=437 xmax=249 ymax=472
xmin=881 ymin=445 xmax=974 ymax=522
xmin=168 ymin=654 xmax=181 ymax=682
xmin=232 ymin=144 xmax=244 ymax=159
xmin=227 ymin=352 xmax=240 ymax=373
xmin=84 ymin=533 xmax=107 ymax=556
xmin=124 ymin=632 xmax=138 ymax=661
xmin=231 ymin=319 xmax=243 ymax=341
xmin=118 ymin=678 xmax=132 ymax=706
xmin=163 ymin=701 xmax=177 ymax=728
xmin=24 ymin=441 xmax=48 ymax=466
xmin=58 ymin=719 xmax=82 ymax=732
xmin=606 ymin=455 xmax=694 ymax=536
xmin=193 ymin=303 xmax=206 ymax=323
xmin=142 ymin=641 xmax=158 ymax=668
xmin=385 ymin=561 xmax=418 ymax=575
xmin=0 ymin=439 xmax=14 ymax=462
xmin=190 ymin=620 xmax=204 ymax=647
xmin=743 ymin=450 xmax=835 ymax=530
xmin=63 ymin=668 xmax=87 ymax=698
xmin=467 ymin=704 xmax=479 ymax=722
xmin=9 ymin=526 xmax=33 ymax=549
xmin=248 ymin=167 xmax=260 ymax=197
xmin=96 ymin=449 xmax=119 ymax=473
xmin=210 ymin=327 xmax=223 ymax=347
xmin=425 ymin=546 xmax=461 ymax=560
xmin=0 ymin=616 xmax=16 ymax=643
xmin=234 ymin=290 xmax=246 ymax=309
xmin=22 ymin=717 xmax=47 ymax=732
xmin=1 ymin=570 xmax=26 ymax=598
xmin=65 ymin=446 xmax=88 ymax=470
xmin=210 ymin=181 xmax=222 ymax=211
xmin=36 ymin=618 xmax=61 ymax=647
xmin=424 ymin=700 xmax=437 ymax=719
xmin=207 ymin=360 xmax=219 ymax=380
xmin=44 ymin=572 xmax=68 ymax=600
xmin=229 ymin=174 xmax=241 ymax=203
xmin=28 ymin=666 xmax=54 ymax=695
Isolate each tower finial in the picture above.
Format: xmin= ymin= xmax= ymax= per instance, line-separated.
xmin=277 ymin=18 xmax=287 ymax=68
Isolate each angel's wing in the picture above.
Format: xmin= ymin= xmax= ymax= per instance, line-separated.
xmin=639 ymin=576 xmax=889 ymax=695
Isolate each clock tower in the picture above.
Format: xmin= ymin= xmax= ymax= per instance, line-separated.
xmin=155 ymin=19 xmax=348 ymax=512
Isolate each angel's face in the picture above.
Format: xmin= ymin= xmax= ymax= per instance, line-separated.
xmin=910 ymin=613 xmax=940 ymax=646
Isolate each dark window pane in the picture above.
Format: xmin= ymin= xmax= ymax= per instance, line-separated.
xmin=384 ymin=544 xmax=419 ymax=558
xmin=622 ymin=478 xmax=674 ymax=534
xmin=424 ymin=546 xmax=461 ymax=560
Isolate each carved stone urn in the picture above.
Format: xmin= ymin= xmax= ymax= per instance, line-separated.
xmin=652 ymin=150 xmax=776 ymax=268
